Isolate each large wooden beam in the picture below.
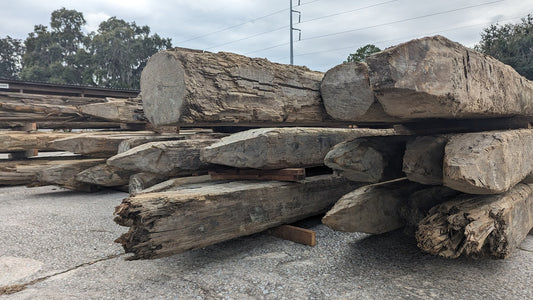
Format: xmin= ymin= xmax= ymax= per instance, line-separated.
xmin=49 ymin=131 xmax=165 ymax=156
xmin=201 ymin=127 xmax=394 ymax=169
xmin=366 ymin=35 xmax=533 ymax=119
xmin=403 ymin=135 xmax=450 ymax=185
xmin=140 ymin=48 xmax=345 ymax=126
xmin=107 ymin=139 xmax=216 ymax=175
xmin=443 ymin=129 xmax=533 ymax=194
xmin=34 ymin=158 xmax=105 ymax=191
xmin=320 ymin=61 xmax=400 ymax=123
xmin=416 ymin=183 xmax=533 ymax=259
xmin=136 ymin=175 xmax=213 ymax=194
xmin=0 ymin=131 xmax=76 ymax=152
xmin=322 ymin=179 xmax=422 ymax=234
xmin=114 ymin=174 xmax=359 ymax=259
xmin=324 ymin=136 xmax=408 ymax=182
xmin=75 ymin=164 xmax=133 ymax=187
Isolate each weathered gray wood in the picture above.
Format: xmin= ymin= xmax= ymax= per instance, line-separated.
xmin=114 ymin=174 xmax=359 ymax=259
xmin=0 ymin=131 xmax=76 ymax=152
xmin=322 ymin=178 xmax=422 ymax=234
xmin=403 ymin=135 xmax=450 ymax=185
xmin=137 ymin=175 xmax=214 ymax=194
xmin=78 ymin=99 xmax=145 ymax=123
xmin=75 ymin=164 xmax=133 ymax=187
xmin=34 ymin=158 xmax=105 ymax=191
xmin=443 ymin=129 xmax=533 ymax=194
xmin=141 ymin=48 xmax=343 ymax=126
xmin=201 ymin=127 xmax=394 ymax=169
xmin=117 ymin=131 xmax=224 ymax=153
xmin=324 ymin=136 xmax=409 ymax=182
xmin=367 ymin=35 xmax=533 ymax=119
xmin=320 ymin=61 xmax=399 ymax=123
xmin=399 ymin=186 xmax=461 ymax=236
xmin=416 ymin=183 xmax=533 ymax=259
xmin=49 ymin=131 xmax=164 ymax=156
xmin=128 ymin=172 xmax=169 ymax=195
xmin=0 ymin=157 xmax=79 ymax=185
xmin=107 ymin=139 xmax=216 ymax=175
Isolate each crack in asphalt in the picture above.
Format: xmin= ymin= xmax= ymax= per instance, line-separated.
xmin=0 ymin=253 xmax=125 ymax=296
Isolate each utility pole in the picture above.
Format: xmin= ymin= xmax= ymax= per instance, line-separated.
xmin=290 ymin=0 xmax=301 ymax=65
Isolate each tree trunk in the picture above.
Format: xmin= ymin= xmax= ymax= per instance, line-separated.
xmin=367 ymin=35 xmax=533 ymax=119
xmin=107 ymin=139 xmax=216 ymax=175
xmin=75 ymin=164 xmax=134 ymax=187
xmin=201 ymin=127 xmax=394 ymax=169
xmin=324 ymin=136 xmax=409 ymax=182
xmin=403 ymin=135 xmax=450 ymax=185
xmin=140 ymin=48 xmax=343 ymax=126
xmin=34 ymin=158 xmax=106 ymax=191
xmin=114 ymin=174 xmax=359 ymax=259
xmin=443 ymin=129 xmax=533 ymax=194
xmin=0 ymin=131 xmax=76 ymax=152
xmin=320 ymin=61 xmax=400 ymax=123
xmin=322 ymin=179 xmax=422 ymax=234
xmin=416 ymin=183 xmax=533 ymax=259
xmin=49 ymin=132 xmax=165 ymax=156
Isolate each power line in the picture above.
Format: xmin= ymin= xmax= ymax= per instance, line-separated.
xmin=301 ymin=0 xmax=505 ymax=41
xmin=246 ymin=0 xmax=505 ymax=56
xmin=299 ymin=0 xmax=399 ymax=24
xmin=177 ymin=0 xmax=322 ymax=45
xmin=293 ymin=15 xmax=526 ymax=58
xmin=205 ymin=25 xmax=287 ymax=50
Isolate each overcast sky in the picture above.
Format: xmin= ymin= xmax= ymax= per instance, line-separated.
xmin=1 ymin=0 xmax=532 ymax=71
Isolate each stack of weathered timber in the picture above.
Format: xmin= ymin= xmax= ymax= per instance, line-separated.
xmin=113 ymin=35 xmax=532 ymax=260
xmin=320 ymin=35 xmax=533 ymax=259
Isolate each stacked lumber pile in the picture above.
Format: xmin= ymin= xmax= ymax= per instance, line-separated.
xmin=321 ymin=35 xmax=533 ymax=259
xmin=114 ymin=35 xmax=532 ymax=260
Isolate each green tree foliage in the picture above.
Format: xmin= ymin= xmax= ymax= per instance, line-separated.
xmin=344 ymin=44 xmax=381 ymax=63
xmin=476 ymin=15 xmax=533 ymax=80
xmin=10 ymin=7 xmax=172 ymax=89
xmin=0 ymin=36 xmax=24 ymax=79
xmin=88 ymin=17 xmax=172 ymax=89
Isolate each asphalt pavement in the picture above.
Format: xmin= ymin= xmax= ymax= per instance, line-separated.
xmin=1 ymin=185 xmax=532 ymax=299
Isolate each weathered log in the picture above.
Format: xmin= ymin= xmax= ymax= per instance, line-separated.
xmin=78 ymin=99 xmax=145 ymax=123
xmin=0 ymin=121 xmax=122 ymax=130
xmin=0 ymin=157 xmax=80 ymax=185
xmin=75 ymin=164 xmax=134 ymax=187
xmin=201 ymin=127 xmax=394 ymax=169
xmin=49 ymin=131 xmax=164 ymax=156
xmin=128 ymin=172 xmax=169 ymax=195
xmin=443 ymin=129 xmax=533 ymax=194
xmin=34 ymin=158 xmax=105 ymax=191
xmin=117 ymin=131 xmax=223 ymax=153
xmin=324 ymin=136 xmax=408 ymax=182
xmin=322 ymin=178 xmax=424 ymax=234
xmin=0 ymin=131 xmax=76 ymax=152
xmin=403 ymin=135 xmax=450 ymax=185
xmin=320 ymin=61 xmax=400 ymax=123
xmin=107 ymin=139 xmax=216 ymax=175
xmin=366 ymin=35 xmax=533 ymax=119
xmin=136 ymin=175 xmax=213 ymax=194
xmin=399 ymin=186 xmax=461 ymax=236
xmin=0 ymin=91 xmax=108 ymax=106
xmin=416 ymin=183 xmax=533 ymax=259
xmin=114 ymin=174 xmax=359 ymax=259
xmin=140 ymin=48 xmax=343 ymax=126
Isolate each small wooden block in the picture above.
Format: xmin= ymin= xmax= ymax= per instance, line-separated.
xmin=270 ymin=225 xmax=316 ymax=246
xmin=209 ymin=168 xmax=305 ymax=182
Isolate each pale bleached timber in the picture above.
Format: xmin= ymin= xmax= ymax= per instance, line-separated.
xmin=201 ymin=127 xmax=394 ymax=169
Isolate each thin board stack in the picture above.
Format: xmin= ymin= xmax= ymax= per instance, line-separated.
xmin=112 ymin=35 xmax=533 ymax=260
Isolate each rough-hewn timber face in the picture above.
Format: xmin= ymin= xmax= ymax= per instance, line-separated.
xmin=114 ymin=175 xmax=360 ymax=259
xmin=201 ymin=127 xmax=394 ymax=169
xmin=416 ymin=183 xmax=533 ymax=259
xmin=366 ymin=35 xmax=533 ymax=119
xmin=443 ymin=129 xmax=533 ymax=194
xmin=141 ymin=48 xmax=333 ymax=126
xmin=403 ymin=135 xmax=450 ymax=185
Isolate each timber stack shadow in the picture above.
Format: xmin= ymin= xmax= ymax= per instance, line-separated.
xmin=3 ymin=35 xmax=533 ymax=261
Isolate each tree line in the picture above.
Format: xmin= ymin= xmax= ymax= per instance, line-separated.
xmin=1 ymin=9 xmax=532 ymax=89
xmin=0 ymin=8 xmax=171 ymax=89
